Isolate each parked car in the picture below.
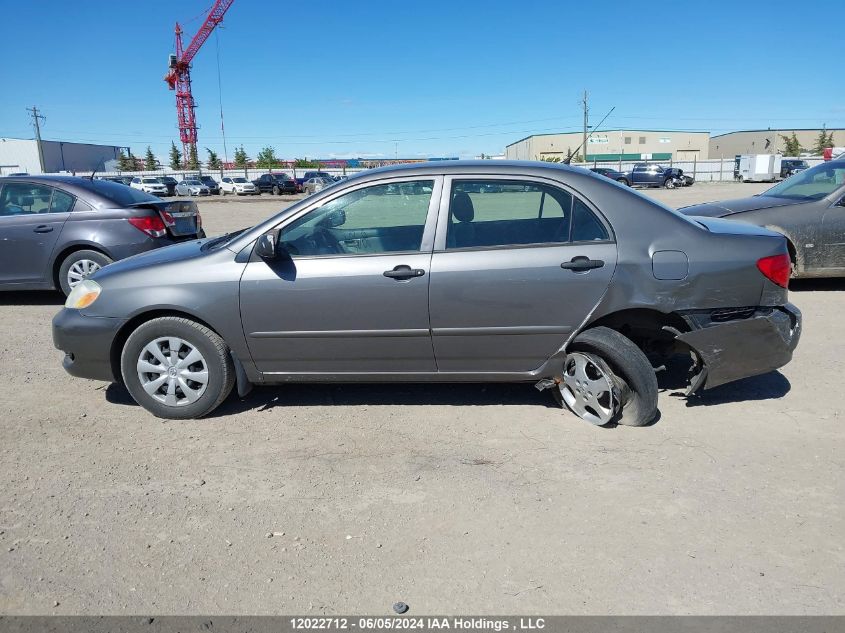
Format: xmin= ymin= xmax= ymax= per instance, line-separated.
xmin=780 ymin=159 xmax=809 ymax=179
xmin=175 ymin=179 xmax=210 ymax=197
xmin=303 ymin=176 xmax=335 ymax=195
xmin=199 ymin=176 xmax=221 ymax=195
xmin=158 ymin=176 xmax=178 ymax=196
xmin=130 ymin=177 xmax=168 ymax=196
xmin=220 ymin=177 xmax=259 ymax=196
xmin=590 ymin=167 xmax=630 ymax=186
xmin=97 ymin=176 xmax=131 ymax=186
xmin=0 ymin=175 xmax=203 ymax=295
xmin=53 ymin=161 xmax=800 ymax=424
xmin=295 ymin=171 xmax=333 ymax=191
xmin=253 ymin=173 xmax=297 ymax=195
xmin=625 ymin=163 xmax=683 ymax=188
xmin=681 ymin=159 xmax=845 ymax=278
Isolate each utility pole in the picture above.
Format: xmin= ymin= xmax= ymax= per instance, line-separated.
xmin=27 ymin=106 xmax=46 ymax=174
xmin=581 ymin=90 xmax=589 ymax=164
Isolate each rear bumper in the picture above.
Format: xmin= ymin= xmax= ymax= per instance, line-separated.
xmin=679 ymin=303 xmax=802 ymax=391
xmin=52 ymin=309 xmax=125 ymax=382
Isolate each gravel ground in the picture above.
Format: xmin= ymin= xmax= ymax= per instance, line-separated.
xmin=0 ymin=182 xmax=842 ymax=615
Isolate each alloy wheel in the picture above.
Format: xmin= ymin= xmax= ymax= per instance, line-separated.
xmin=559 ymin=352 xmax=616 ymax=425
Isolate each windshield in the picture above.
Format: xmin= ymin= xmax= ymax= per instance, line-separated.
xmin=85 ymin=179 xmax=160 ymax=205
xmin=763 ymin=162 xmax=845 ymax=200
xmin=201 ymin=227 xmax=250 ymax=252
xmin=232 ymin=177 xmax=248 ymax=183
xmin=183 ymin=180 xmax=202 ymax=186
xmin=142 ymin=178 xmax=161 ymax=184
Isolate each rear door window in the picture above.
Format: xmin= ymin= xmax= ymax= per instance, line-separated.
xmin=445 ymin=180 xmax=576 ymax=249
xmin=0 ymin=183 xmax=54 ymax=215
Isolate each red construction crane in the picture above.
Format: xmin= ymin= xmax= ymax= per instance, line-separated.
xmin=164 ymin=0 xmax=235 ymax=166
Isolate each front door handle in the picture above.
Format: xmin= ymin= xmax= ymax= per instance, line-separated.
xmin=33 ymin=225 xmax=54 ymax=233
xmin=383 ymin=265 xmax=425 ymax=280
xmin=561 ymin=256 xmax=604 ymax=272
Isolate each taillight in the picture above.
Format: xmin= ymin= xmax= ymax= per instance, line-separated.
xmin=756 ymin=253 xmax=790 ymax=288
xmin=128 ymin=216 xmax=167 ymax=238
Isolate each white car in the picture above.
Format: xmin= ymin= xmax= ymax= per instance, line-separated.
xmin=220 ymin=177 xmax=259 ymax=196
xmin=130 ymin=177 xmax=168 ymax=196
xmin=175 ymin=179 xmax=210 ymax=196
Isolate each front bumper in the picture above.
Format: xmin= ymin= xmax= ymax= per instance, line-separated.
xmin=678 ymin=303 xmax=802 ymax=392
xmin=53 ymin=309 xmax=125 ymax=383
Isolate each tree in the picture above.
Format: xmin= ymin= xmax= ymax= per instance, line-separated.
xmin=169 ymin=142 xmax=182 ymax=170
xmin=118 ymin=149 xmax=134 ymax=171
xmin=294 ymin=157 xmax=319 ymax=168
xmin=206 ymin=148 xmax=221 ymax=170
xmin=812 ymin=129 xmax=835 ymax=155
xmin=780 ymin=132 xmax=804 ymax=157
xmin=187 ymin=145 xmax=199 ymax=170
xmin=255 ymin=146 xmax=280 ymax=169
xmin=144 ymin=146 xmax=157 ymax=171
xmin=540 ymin=156 xmax=561 ymax=163
xmin=233 ymin=145 xmax=249 ymax=168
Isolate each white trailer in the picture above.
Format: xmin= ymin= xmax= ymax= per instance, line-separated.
xmin=736 ymin=154 xmax=782 ymax=182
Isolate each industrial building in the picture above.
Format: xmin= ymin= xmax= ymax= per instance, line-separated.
xmin=0 ymin=137 xmax=126 ymax=175
xmin=709 ymin=129 xmax=845 ymax=158
xmin=505 ymin=129 xmax=711 ymax=162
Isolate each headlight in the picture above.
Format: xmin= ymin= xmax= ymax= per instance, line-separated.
xmin=65 ymin=279 xmax=102 ymax=310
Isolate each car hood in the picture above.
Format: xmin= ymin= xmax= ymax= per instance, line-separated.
xmin=679 ymin=195 xmax=799 ymax=218
xmin=94 ymin=239 xmax=208 ymax=282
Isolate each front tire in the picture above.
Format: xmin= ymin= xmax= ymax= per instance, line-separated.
xmin=58 ymin=249 xmax=113 ymax=296
xmin=120 ymin=317 xmax=235 ymax=419
xmin=663 ymin=178 xmax=676 ymax=189
xmin=616 ymin=177 xmax=630 ymax=186
xmin=560 ymin=326 xmax=658 ymax=427
xmin=272 ymin=185 xmax=280 ymax=195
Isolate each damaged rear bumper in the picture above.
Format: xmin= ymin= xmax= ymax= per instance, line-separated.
xmin=677 ymin=303 xmax=801 ymax=392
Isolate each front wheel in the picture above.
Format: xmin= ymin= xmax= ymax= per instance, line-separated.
xmin=616 ymin=177 xmax=630 ymax=186
xmin=272 ymin=185 xmax=280 ymax=195
xmin=559 ymin=326 xmax=658 ymax=427
xmin=663 ymin=178 xmax=676 ymax=189
xmin=58 ymin=249 xmax=113 ymax=296
xmin=120 ymin=317 xmax=235 ymax=419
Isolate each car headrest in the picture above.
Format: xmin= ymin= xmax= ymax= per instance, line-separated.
xmin=451 ymin=191 xmax=474 ymax=223
xmin=21 ymin=195 xmax=34 ymax=207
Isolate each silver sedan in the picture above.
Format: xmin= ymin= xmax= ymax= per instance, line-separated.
xmin=174 ymin=180 xmax=210 ymax=196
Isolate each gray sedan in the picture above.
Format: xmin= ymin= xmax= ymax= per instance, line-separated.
xmin=0 ymin=176 xmax=203 ymax=295
xmin=682 ymin=159 xmax=845 ymax=277
xmin=53 ymin=161 xmax=801 ymax=425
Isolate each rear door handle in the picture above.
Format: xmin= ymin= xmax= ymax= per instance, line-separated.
xmin=33 ymin=225 xmax=54 ymax=233
xmin=561 ymin=256 xmax=604 ymax=272
xmin=383 ymin=265 xmax=425 ymax=280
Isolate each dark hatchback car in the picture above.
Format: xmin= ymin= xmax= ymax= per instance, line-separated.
xmin=54 ymin=161 xmax=800 ymax=425
xmin=199 ymin=176 xmax=221 ymax=195
xmin=0 ymin=176 xmax=203 ymax=295
xmin=682 ymin=159 xmax=845 ymax=278
xmin=253 ymin=173 xmax=297 ymax=195
xmin=158 ymin=176 xmax=178 ymax=196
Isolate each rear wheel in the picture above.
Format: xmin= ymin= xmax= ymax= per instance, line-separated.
xmin=120 ymin=317 xmax=235 ymax=419
xmin=58 ymin=249 xmax=113 ymax=296
xmin=559 ymin=326 xmax=658 ymax=427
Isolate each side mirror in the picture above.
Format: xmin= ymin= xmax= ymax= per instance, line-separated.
xmin=255 ymin=231 xmax=279 ymax=259
xmin=837 ymin=197 xmax=845 ymax=208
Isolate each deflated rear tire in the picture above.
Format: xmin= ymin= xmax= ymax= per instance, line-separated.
xmin=560 ymin=326 xmax=658 ymax=427
xmin=120 ymin=317 xmax=235 ymax=420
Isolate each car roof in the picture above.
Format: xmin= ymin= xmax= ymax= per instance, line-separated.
xmin=345 ymin=159 xmax=587 ymax=183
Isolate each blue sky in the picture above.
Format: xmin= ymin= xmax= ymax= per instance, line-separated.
xmin=1 ymin=0 xmax=842 ymax=160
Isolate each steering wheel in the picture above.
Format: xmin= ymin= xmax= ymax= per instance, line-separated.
xmin=311 ymin=226 xmax=342 ymax=254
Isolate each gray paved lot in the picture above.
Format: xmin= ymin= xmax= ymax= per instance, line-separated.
xmin=0 ymin=182 xmax=842 ymax=614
